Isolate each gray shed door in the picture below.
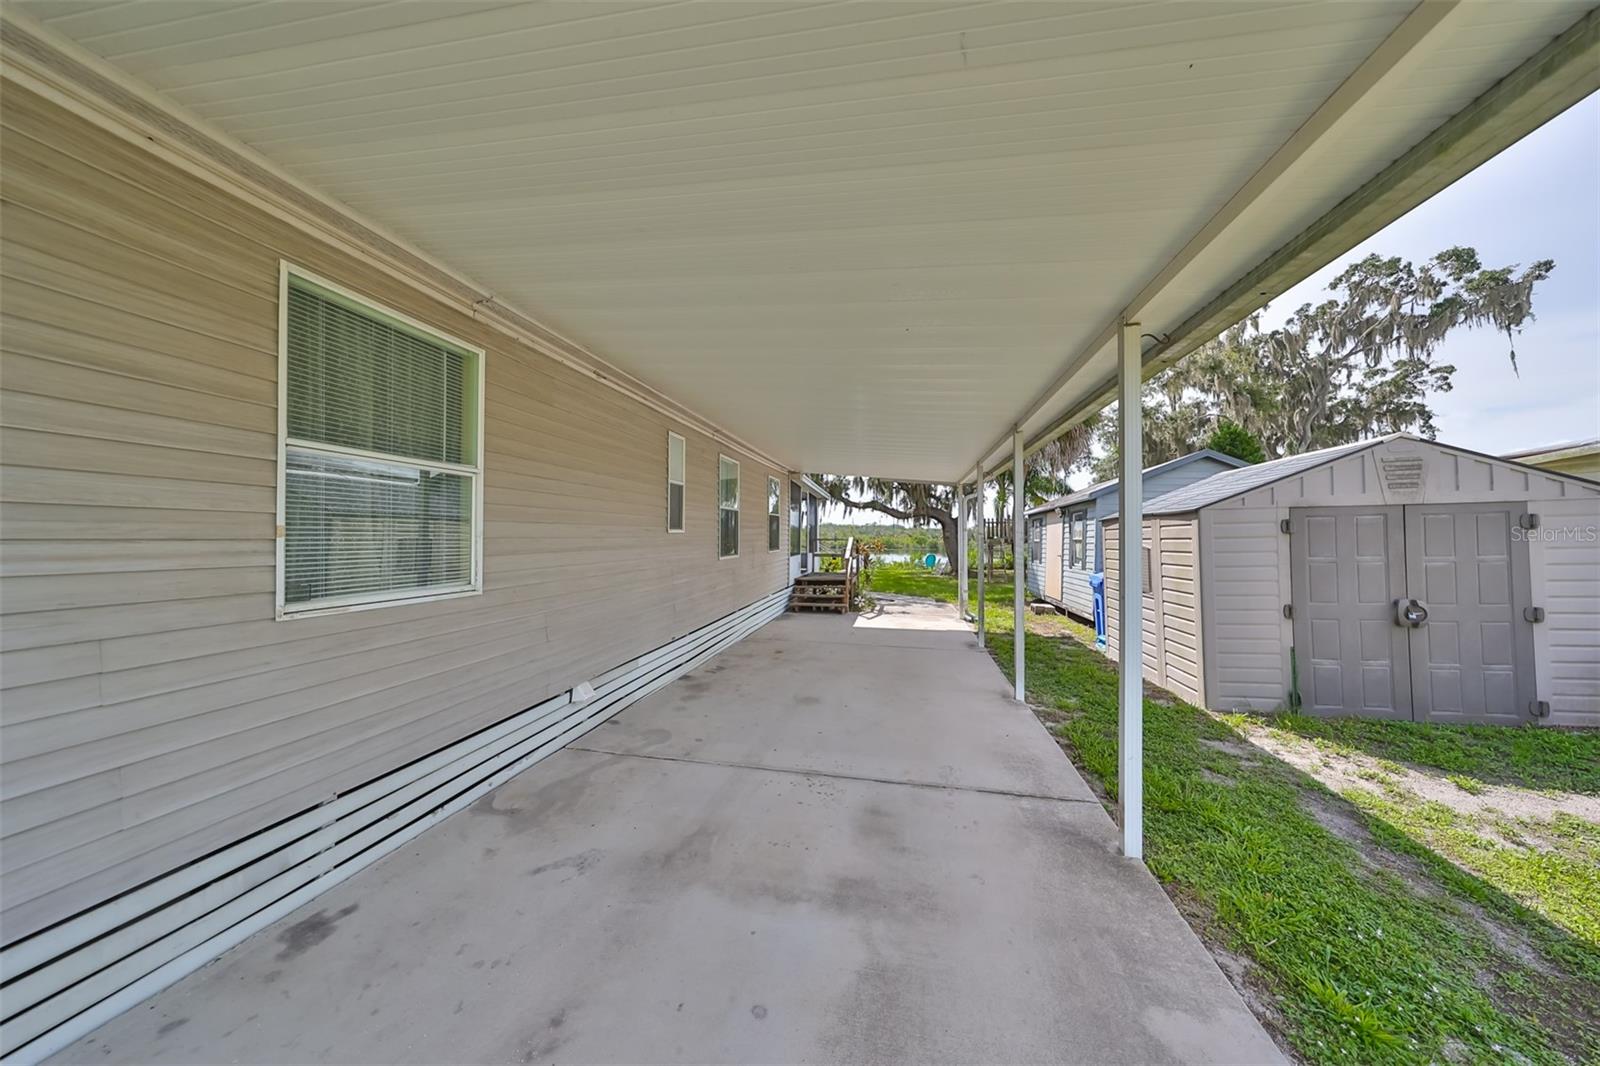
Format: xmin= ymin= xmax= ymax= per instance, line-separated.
xmin=1289 ymin=504 xmax=1534 ymax=723
xmin=1290 ymin=507 xmax=1412 ymax=718
xmin=1405 ymin=504 xmax=1534 ymax=725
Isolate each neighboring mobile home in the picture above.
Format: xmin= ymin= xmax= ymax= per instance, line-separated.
xmin=1501 ymin=438 xmax=1600 ymax=480
xmin=1103 ymin=435 xmax=1600 ymax=727
xmin=1026 ymin=451 xmax=1246 ymax=618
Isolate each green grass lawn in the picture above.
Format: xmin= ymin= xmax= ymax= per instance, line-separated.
xmin=866 ymin=564 xmax=1600 ymax=1064
xmin=864 ymin=560 xmax=1015 ymax=605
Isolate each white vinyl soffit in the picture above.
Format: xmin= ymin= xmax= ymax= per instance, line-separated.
xmin=15 ymin=0 xmax=1597 ymax=481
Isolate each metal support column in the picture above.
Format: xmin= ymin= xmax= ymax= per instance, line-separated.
xmin=1117 ymin=321 xmax=1144 ymax=860
xmin=975 ymin=470 xmax=985 ymax=646
xmin=1012 ymin=426 xmax=1025 ymax=702
xmin=956 ymin=481 xmax=968 ymax=618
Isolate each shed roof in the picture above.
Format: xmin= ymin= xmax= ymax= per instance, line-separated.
xmin=1027 ymin=449 xmax=1246 ymax=515
xmin=1141 ymin=437 xmax=1388 ymax=515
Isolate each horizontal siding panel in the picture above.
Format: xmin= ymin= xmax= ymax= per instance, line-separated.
xmin=0 ymin=241 xmax=276 ymax=359
xmin=1 ymin=567 xmax=271 ymax=614
xmin=2 ymin=392 xmax=275 ymax=462
xmin=0 ymin=502 xmax=269 ymax=543
xmin=0 ymin=131 xmax=282 ymax=302
xmin=1 ymin=466 xmax=270 ymax=512
xmin=0 ymin=676 xmax=104 ymax=724
xmin=0 ymin=430 xmax=274 ymax=487
xmin=2 ymin=626 xmax=535 ymax=781
xmin=1 ymin=312 xmax=275 ymax=404
xmin=0 ymin=350 xmax=275 ymax=435
xmin=0 ymin=539 xmax=269 ymax=578
xmin=0 ymin=643 xmax=101 ymax=690
xmin=0 ymin=278 xmax=274 ymax=384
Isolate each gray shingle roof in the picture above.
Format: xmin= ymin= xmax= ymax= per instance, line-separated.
xmin=1141 ymin=437 xmax=1388 ymax=515
xmin=1026 ymin=449 xmax=1247 ymax=515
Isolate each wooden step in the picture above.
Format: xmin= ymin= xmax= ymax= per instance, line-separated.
xmin=789 ymin=580 xmax=851 ymax=613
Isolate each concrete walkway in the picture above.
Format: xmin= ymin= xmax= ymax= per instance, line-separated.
xmin=54 ymin=602 xmax=1283 ymax=1065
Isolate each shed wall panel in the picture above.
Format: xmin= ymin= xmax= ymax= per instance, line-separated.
xmin=1528 ymin=497 xmax=1600 ymax=728
xmin=1198 ymin=506 xmax=1288 ymax=711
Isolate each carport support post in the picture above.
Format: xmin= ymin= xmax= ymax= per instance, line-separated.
xmin=975 ymin=474 xmax=985 ymax=647
xmin=957 ymin=480 xmax=969 ymax=618
xmin=1012 ymin=426 xmax=1026 ymax=702
xmin=1117 ymin=321 xmax=1144 ymax=860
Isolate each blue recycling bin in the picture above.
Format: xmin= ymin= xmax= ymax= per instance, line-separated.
xmin=1089 ymin=573 xmax=1107 ymax=649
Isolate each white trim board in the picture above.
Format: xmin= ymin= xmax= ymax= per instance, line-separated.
xmin=0 ymin=587 xmax=793 ymax=1064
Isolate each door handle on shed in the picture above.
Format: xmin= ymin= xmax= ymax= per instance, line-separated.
xmin=1394 ymin=598 xmax=1429 ymax=628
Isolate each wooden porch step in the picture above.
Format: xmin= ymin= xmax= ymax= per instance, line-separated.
xmin=789 ymin=575 xmax=851 ymax=613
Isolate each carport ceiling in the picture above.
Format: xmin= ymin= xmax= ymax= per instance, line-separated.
xmin=12 ymin=1 xmax=1597 ymax=481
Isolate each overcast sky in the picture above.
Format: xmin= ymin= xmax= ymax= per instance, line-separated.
xmin=827 ymin=93 xmax=1599 ymax=525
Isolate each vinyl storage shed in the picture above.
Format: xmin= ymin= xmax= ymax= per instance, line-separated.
xmin=1104 ymin=435 xmax=1600 ymax=728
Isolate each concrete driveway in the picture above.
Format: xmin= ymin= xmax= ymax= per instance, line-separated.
xmin=54 ymin=601 xmax=1282 ymax=1065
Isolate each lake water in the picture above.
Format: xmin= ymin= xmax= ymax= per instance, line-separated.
xmin=873 ymin=552 xmax=945 ymax=566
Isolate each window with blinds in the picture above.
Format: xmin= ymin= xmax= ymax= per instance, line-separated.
xmin=279 ymin=269 xmax=483 ymax=616
xmin=718 ymin=455 xmax=739 ymax=558
xmin=667 ymin=432 xmax=685 ymax=533
xmin=767 ymin=477 xmax=781 ymax=552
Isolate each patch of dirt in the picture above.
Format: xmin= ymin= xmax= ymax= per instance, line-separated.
xmin=1233 ymin=722 xmax=1600 ymax=829
xmin=1455 ymin=897 xmax=1556 ymax=975
xmin=1198 ymin=738 xmax=1264 ymax=766
xmin=1294 ymin=788 xmax=1445 ymax=900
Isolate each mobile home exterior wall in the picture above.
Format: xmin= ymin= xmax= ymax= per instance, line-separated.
xmin=0 ymin=86 xmax=792 ymax=950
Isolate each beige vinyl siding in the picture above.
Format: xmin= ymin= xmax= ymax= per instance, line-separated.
xmin=1104 ymin=517 xmax=1201 ymax=705
xmin=1102 ymin=520 xmax=1159 ymax=668
xmin=1155 ymin=518 xmax=1203 ymax=705
xmin=1528 ymin=497 xmax=1600 ymax=727
xmin=1197 ymin=506 xmax=1286 ymax=711
xmin=0 ymin=86 xmax=789 ymax=943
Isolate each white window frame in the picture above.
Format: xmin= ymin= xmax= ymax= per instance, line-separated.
xmin=718 ymin=454 xmax=740 ymax=559
xmin=1069 ymin=507 xmax=1089 ymax=570
xmin=275 ymin=262 xmax=486 ymax=620
xmin=767 ymin=475 xmax=782 ymax=552
xmin=666 ymin=431 xmax=686 ymax=533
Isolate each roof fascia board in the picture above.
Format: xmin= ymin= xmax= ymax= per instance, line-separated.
xmin=980 ymin=4 xmax=1599 ymax=483
xmin=0 ymin=9 xmax=793 ymax=475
